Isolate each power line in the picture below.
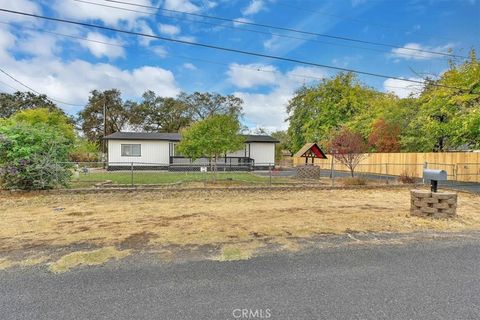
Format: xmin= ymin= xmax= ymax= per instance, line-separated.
xmin=0 ymin=78 xmax=22 ymax=92
xmin=0 ymin=8 xmax=464 ymax=91
xmin=72 ymin=0 xmax=453 ymax=61
xmin=275 ymin=1 xmax=465 ymax=43
xmin=4 ymin=21 xmax=419 ymax=94
xmin=1 ymin=21 xmax=325 ymax=83
xmin=0 ymin=68 xmax=83 ymax=106
xmin=98 ymin=0 xmax=466 ymax=59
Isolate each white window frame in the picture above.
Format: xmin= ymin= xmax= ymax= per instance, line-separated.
xmin=121 ymin=144 xmax=141 ymax=157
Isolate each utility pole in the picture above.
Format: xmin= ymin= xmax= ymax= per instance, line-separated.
xmin=102 ymin=98 xmax=107 ymax=163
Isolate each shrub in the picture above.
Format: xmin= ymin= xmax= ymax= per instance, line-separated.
xmin=0 ymin=154 xmax=72 ymax=190
xmin=0 ymin=122 xmax=73 ymax=190
xmin=398 ymin=171 xmax=416 ymax=184
xmin=341 ymin=177 xmax=367 ymax=186
xmin=69 ymin=138 xmax=100 ymax=162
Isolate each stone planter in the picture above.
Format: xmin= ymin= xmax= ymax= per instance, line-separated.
xmin=410 ymin=190 xmax=457 ymax=218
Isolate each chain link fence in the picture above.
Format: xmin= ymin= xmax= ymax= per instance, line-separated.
xmin=65 ymin=161 xmax=284 ymax=188
xmin=37 ymin=161 xmax=480 ymax=193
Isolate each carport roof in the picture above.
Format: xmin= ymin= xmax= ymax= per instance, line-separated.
xmin=104 ymin=132 xmax=279 ymax=143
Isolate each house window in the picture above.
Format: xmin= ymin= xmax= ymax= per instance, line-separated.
xmin=121 ymin=144 xmax=141 ymax=157
xmin=172 ymin=143 xmax=183 ymax=156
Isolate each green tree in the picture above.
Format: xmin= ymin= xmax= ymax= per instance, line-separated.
xmin=70 ymin=138 xmax=100 ymax=162
xmin=0 ymin=121 xmax=73 ymax=190
xmin=130 ymin=90 xmax=191 ymax=132
xmin=344 ymin=93 xmax=413 ymax=141
xmin=78 ymin=89 xmax=130 ymax=144
xmin=286 ymin=73 xmax=377 ymax=152
xmin=0 ymin=91 xmax=61 ymax=118
xmin=271 ymin=130 xmax=293 ymax=160
xmin=178 ymin=92 xmax=243 ymax=120
xmin=177 ymin=115 xmax=245 ymax=180
xmin=402 ymin=50 xmax=480 ymax=151
xmin=368 ymin=119 xmax=401 ymax=152
xmin=11 ymin=107 xmax=75 ymax=144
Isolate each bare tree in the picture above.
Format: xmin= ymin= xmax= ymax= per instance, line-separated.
xmin=328 ymin=128 xmax=367 ymax=177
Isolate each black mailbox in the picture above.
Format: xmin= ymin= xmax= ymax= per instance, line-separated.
xmin=423 ymin=169 xmax=447 ymax=192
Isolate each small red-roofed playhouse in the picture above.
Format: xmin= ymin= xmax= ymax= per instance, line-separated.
xmin=293 ymin=143 xmax=328 ymax=178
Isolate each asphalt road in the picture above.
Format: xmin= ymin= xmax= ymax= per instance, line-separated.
xmin=1 ymin=237 xmax=480 ymax=320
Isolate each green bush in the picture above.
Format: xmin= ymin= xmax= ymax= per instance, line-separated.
xmin=0 ymin=121 xmax=73 ymax=190
xmin=70 ymin=138 xmax=100 ymax=162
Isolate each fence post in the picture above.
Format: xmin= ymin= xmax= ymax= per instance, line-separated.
xmin=385 ymin=163 xmax=389 ymax=184
xmin=331 ymin=159 xmax=335 ymax=187
xmin=269 ymin=164 xmax=272 ymax=186
xmin=329 ymin=155 xmax=334 ymax=178
xmin=423 ymin=161 xmax=428 ymax=185
xmin=131 ymin=162 xmax=134 ymax=187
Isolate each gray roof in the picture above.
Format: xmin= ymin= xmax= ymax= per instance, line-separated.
xmin=104 ymin=132 xmax=279 ymax=143
xmin=104 ymin=132 xmax=181 ymax=141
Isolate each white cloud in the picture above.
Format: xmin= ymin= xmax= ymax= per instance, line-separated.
xmin=227 ymin=63 xmax=277 ymax=88
xmin=135 ymin=20 xmax=155 ymax=47
xmin=331 ymin=55 xmax=363 ymax=68
xmin=163 ymin=0 xmax=200 ymax=13
xmin=383 ymin=78 xmax=424 ymax=98
xmin=203 ymin=1 xmax=218 ymax=9
xmin=16 ymin=31 xmax=60 ymax=58
xmin=152 ymin=46 xmax=168 ymax=57
xmin=231 ymin=64 xmax=328 ymax=130
xmin=79 ymin=32 xmax=125 ymax=59
xmin=233 ymin=17 xmax=252 ymax=27
xmin=182 ymin=63 xmax=197 ymax=70
xmin=0 ymin=27 xmax=180 ymax=108
xmin=177 ymin=35 xmax=196 ymax=42
xmin=158 ymin=23 xmax=181 ymax=36
xmin=390 ymin=42 xmax=454 ymax=60
xmin=53 ymin=0 xmax=155 ymax=27
xmin=0 ymin=0 xmax=41 ymax=24
xmin=242 ymin=0 xmax=265 ymax=15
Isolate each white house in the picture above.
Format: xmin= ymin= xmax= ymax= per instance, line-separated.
xmin=104 ymin=132 xmax=278 ymax=170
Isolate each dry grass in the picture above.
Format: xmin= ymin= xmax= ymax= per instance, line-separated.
xmin=340 ymin=177 xmax=367 ymax=186
xmin=0 ymin=256 xmax=49 ymax=270
xmin=1 ymin=188 xmax=480 ymax=268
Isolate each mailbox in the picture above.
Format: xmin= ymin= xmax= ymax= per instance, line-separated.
xmin=423 ymin=169 xmax=447 ymax=192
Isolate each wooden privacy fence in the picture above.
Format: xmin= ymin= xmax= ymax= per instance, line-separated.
xmin=293 ymin=152 xmax=480 ymax=183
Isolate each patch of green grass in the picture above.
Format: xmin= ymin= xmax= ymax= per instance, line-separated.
xmin=73 ymin=171 xmax=289 ymax=186
xmin=214 ymin=242 xmax=262 ymax=261
xmin=48 ymin=247 xmax=131 ymax=273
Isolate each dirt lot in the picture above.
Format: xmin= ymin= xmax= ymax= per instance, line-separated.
xmin=1 ymin=187 xmax=480 ymax=271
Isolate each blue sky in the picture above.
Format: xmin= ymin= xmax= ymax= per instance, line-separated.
xmin=0 ymin=0 xmax=478 ymax=130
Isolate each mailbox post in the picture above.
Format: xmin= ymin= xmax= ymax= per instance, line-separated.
xmin=412 ymin=169 xmax=457 ymax=219
xmin=423 ymin=169 xmax=447 ymax=192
